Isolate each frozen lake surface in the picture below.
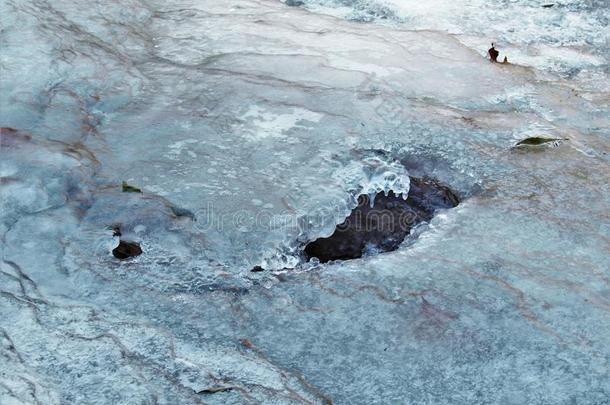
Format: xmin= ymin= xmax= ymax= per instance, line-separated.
xmin=1 ymin=0 xmax=609 ymax=403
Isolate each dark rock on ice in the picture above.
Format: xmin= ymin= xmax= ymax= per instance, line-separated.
xmin=122 ymin=181 xmax=142 ymax=193
xmin=112 ymin=240 xmax=142 ymax=260
xmin=285 ymin=0 xmax=304 ymax=6
xmin=169 ymin=205 xmax=195 ymax=220
xmin=488 ymin=43 xmax=499 ymax=62
xmin=197 ymin=386 xmax=233 ymax=394
xmin=515 ymin=136 xmax=567 ymax=147
xmin=304 ymin=177 xmax=459 ymax=263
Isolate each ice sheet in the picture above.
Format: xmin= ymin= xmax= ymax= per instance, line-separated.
xmin=1 ymin=0 xmax=609 ymax=403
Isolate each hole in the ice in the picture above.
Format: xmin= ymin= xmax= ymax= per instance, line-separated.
xmin=112 ymin=240 xmax=143 ymax=260
xmin=304 ymin=176 xmax=459 ymax=263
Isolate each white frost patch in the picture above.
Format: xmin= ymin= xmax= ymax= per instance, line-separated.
xmin=166 ymin=138 xmax=199 ymax=159
xmin=238 ymin=105 xmax=323 ymax=140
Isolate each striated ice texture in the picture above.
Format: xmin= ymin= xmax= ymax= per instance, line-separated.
xmin=1 ymin=0 xmax=609 ymax=403
xmin=287 ymin=0 xmax=609 ymax=77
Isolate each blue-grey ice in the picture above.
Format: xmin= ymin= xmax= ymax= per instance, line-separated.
xmin=1 ymin=0 xmax=609 ymax=403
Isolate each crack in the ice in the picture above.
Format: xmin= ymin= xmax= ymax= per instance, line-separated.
xmin=238 ymin=338 xmax=334 ymax=404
